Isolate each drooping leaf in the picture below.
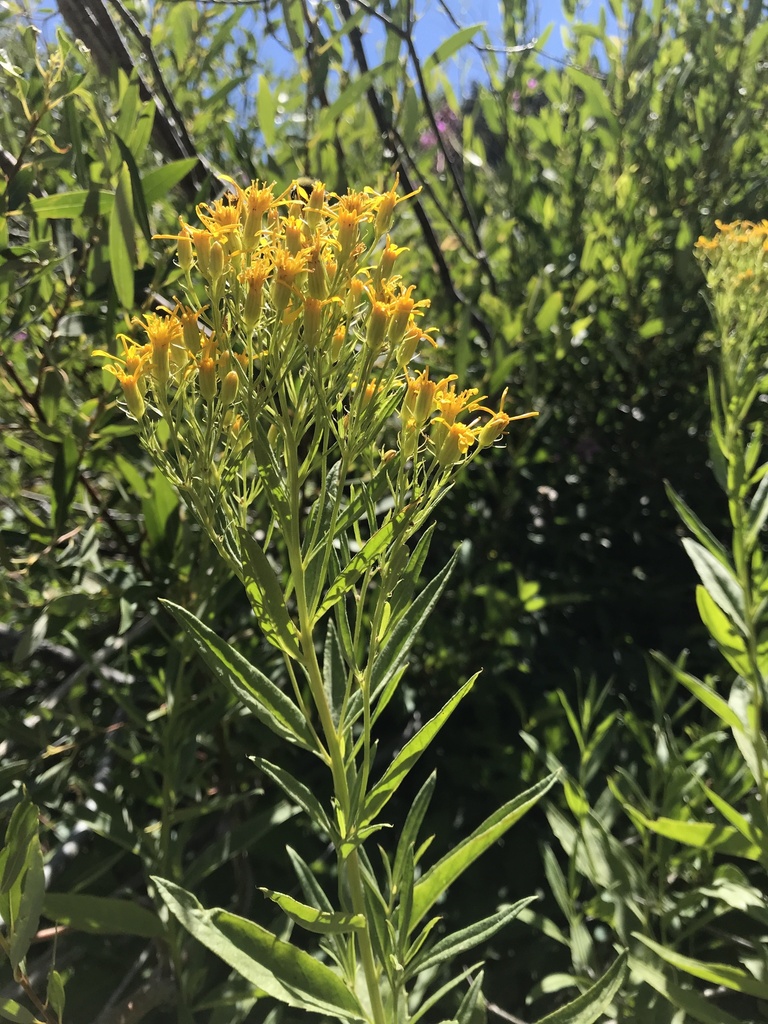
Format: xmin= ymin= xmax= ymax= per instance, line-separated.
xmin=153 ymin=878 xmax=365 ymax=1019
xmin=260 ymin=889 xmax=365 ymax=934
xmin=251 ymin=758 xmax=335 ymax=837
xmin=411 ymin=772 xmax=559 ymax=930
xmin=43 ymin=893 xmax=163 ymax=938
xmin=636 ymin=934 xmax=768 ymax=998
xmin=161 ymin=600 xmax=315 ymax=751
xmin=533 ymin=949 xmax=627 ymax=1024
xmin=630 ymin=956 xmax=742 ymax=1024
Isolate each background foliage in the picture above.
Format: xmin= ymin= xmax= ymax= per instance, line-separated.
xmin=1 ymin=0 xmax=767 ymax=1020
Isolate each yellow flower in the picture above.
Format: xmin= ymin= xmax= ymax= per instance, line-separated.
xmin=365 ymin=174 xmax=421 ymax=237
xmin=433 ymin=418 xmax=478 ymax=467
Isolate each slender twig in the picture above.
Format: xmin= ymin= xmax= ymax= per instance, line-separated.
xmin=335 ymin=0 xmax=493 ymax=344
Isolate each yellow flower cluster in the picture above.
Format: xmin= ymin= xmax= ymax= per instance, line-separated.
xmin=99 ymin=177 xmax=532 ymax=472
xmin=695 ymin=219 xmax=768 ymax=345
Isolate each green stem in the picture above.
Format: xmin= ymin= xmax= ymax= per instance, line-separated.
xmin=281 ymin=419 xmax=387 ymax=1024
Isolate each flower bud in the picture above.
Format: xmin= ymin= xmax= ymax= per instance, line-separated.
xmin=210 ymin=240 xmax=226 ymax=283
xmin=121 ymin=374 xmax=145 ymax=420
xmin=178 ymin=226 xmax=194 ymax=273
xmin=199 ymin=356 xmax=216 ymax=403
xmin=221 ymin=369 xmax=239 ymax=408
xmin=305 ymin=181 xmax=325 ymax=230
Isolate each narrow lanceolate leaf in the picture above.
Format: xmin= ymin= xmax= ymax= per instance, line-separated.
xmin=364 ymin=675 xmax=478 ymax=824
xmin=1 ymin=798 xmax=38 ymax=894
xmin=371 ymin=551 xmax=458 ymax=698
xmin=623 ymin=804 xmax=761 ymax=860
xmin=45 ymin=970 xmax=65 ymax=1024
xmin=315 ymin=512 xmax=407 ymax=620
xmin=153 ymin=878 xmax=365 ymax=1020
xmin=665 ymin=483 xmax=730 ymax=565
xmin=323 ymin=620 xmax=347 ymax=728
xmin=260 ymin=889 xmax=365 ymax=934
xmin=533 ymin=949 xmax=627 ymax=1024
xmin=406 ymin=898 xmax=536 ymax=979
xmin=410 ymin=772 xmax=559 ymax=931
xmin=695 ymin=586 xmax=750 ymax=677
xmin=393 ymin=772 xmax=437 ymax=889
xmin=161 ymin=600 xmax=315 ymax=752
xmin=630 ymin=956 xmax=742 ymax=1024
xmin=10 ymin=837 xmax=45 ymax=973
xmin=240 ymin=533 xmax=302 ymax=659
xmin=251 ymin=758 xmax=335 ymax=838
xmin=635 ymin=935 xmax=768 ymax=999
xmin=43 ymin=894 xmax=163 ymax=938
xmin=109 ymin=161 xmax=135 ymax=309
xmin=682 ymin=538 xmax=746 ymax=634
xmin=141 ymin=158 xmax=198 ymax=206
xmin=652 ymin=651 xmax=745 ymax=733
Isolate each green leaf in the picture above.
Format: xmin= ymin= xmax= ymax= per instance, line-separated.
xmin=630 ymin=956 xmax=742 ymax=1024
xmin=1 ymin=798 xmax=38 ymax=894
xmin=240 ymin=532 xmax=302 ymax=659
xmin=747 ymin=471 xmax=768 ymax=549
xmin=141 ymin=469 xmax=178 ymax=549
xmin=30 ymin=189 xmax=113 ymax=219
xmin=393 ymin=771 xmax=436 ymax=890
xmin=695 ymin=586 xmax=750 ymax=677
xmin=113 ymin=134 xmax=151 ymax=243
xmin=161 ymin=600 xmax=315 ymax=751
xmin=109 ymin=161 xmax=135 ymax=308
xmin=43 ymin=893 xmax=163 ymax=938
xmin=257 ymin=75 xmax=276 ymax=148
xmin=51 ymin=434 xmax=79 ymax=533
xmin=46 ymin=970 xmax=65 ymax=1024
xmin=652 ymin=651 xmax=745 ymax=733
xmin=635 ymin=935 xmax=768 ymax=999
xmin=315 ymin=511 xmax=408 ymax=620
xmin=0 ymin=999 xmax=35 ymax=1024
xmin=566 ymin=67 xmax=620 ymax=137
xmin=682 ymin=538 xmax=745 ymax=634
xmin=535 ymin=291 xmax=563 ymax=333
xmin=260 ymin=889 xmax=365 ymax=934
xmin=456 ymin=971 xmax=485 ymax=1024
xmin=371 ymin=551 xmax=458 ymax=698
xmin=364 ymin=674 xmax=479 ymax=824
xmin=624 ymin=804 xmax=761 ymax=860
xmin=424 ymin=24 xmax=483 ymax=70
xmin=153 ymin=878 xmax=365 ymax=1019
xmin=10 ymin=837 xmax=44 ymax=973
xmin=141 ymin=158 xmax=199 ymax=206
xmin=533 ymin=950 xmax=627 ymax=1024
xmin=407 ymin=898 xmax=535 ymax=978
xmin=411 ymin=772 xmax=559 ymax=930
xmin=323 ymin=619 xmax=347 ymax=727
xmin=251 ymin=758 xmax=335 ymax=837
